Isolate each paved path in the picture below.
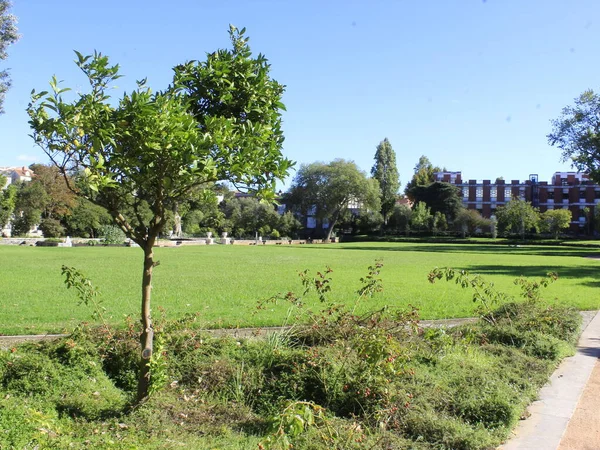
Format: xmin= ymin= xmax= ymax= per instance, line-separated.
xmin=500 ymin=310 xmax=600 ymax=450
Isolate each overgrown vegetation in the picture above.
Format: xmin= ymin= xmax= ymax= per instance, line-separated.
xmin=0 ymin=263 xmax=581 ymax=449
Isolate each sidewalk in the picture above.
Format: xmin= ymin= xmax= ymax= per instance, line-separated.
xmin=500 ymin=310 xmax=600 ymax=450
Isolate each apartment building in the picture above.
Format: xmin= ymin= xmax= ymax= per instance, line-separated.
xmin=434 ymin=171 xmax=600 ymax=232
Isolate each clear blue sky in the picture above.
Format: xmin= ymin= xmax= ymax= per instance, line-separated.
xmin=1 ymin=0 xmax=599 ymax=189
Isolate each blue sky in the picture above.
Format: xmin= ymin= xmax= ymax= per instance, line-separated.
xmin=1 ymin=0 xmax=599 ymax=189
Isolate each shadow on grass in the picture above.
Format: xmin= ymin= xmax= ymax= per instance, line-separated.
xmin=461 ymin=264 xmax=600 ymax=286
xmin=293 ymin=243 xmax=600 ymax=258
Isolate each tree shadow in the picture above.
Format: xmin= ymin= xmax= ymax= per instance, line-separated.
xmin=294 ymin=243 xmax=600 ymax=258
xmin=462 ymin=264 xmax=600 ymax=286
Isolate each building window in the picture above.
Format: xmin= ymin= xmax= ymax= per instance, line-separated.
xmin=462 ymin=187 xmax=468 ymax=198
xmin=562 ymin=192 xmax=569 ymax=201
xmin=519 ymin=187 xmax=525 ymax=199
xmin=548 ymin=191 xmax=554 ymax=200
xmin=579 ymin=190 xmax=586 ymax=199
xmin=476 ymin=187 xmax=483 ymax=198
xmin=490 ymin=187 xmax=497 ymax=200
xmin=504 ymin=187 xmax=512 ymax=199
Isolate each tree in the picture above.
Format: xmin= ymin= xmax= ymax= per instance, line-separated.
xmin=286 ymin=159 xmax=380 ymax=240
xmin=540 ymin=209 xmax=572 ymax=239
xmin=389 ymin=204 xmax=412 ymax=234
xmin=0 ymin=177 xmax=16 ymax=230
xmin=404 ymin=155 xmax=442 ymax=197
xmin=454 ymin=208 xmax=489 ymax=237
xmin=28 ymin=164 xmax=76 ymax=220
xmin=27 ymin=27 xmax=292 ymax=401
xmin=0 ymin=0 xmax=19 ymax=114
xmin=496 ymin=198 xmax=539 ymax=239
xmin=65 ymin=197 xmax=112 ymax=238
xmin=548 ymin=90 xmax=600 ymax=182
xmin=371 ymin=138 xmax=400 ymax=225
xmin=410 ymin=202 xmax=433 ymax=231
xmin=13 ymin=181 xmax=46 ymax=235
xmin=406 ymin=181 xmax=462 ymax=221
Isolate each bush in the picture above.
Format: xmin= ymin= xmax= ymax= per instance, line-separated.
xmin=99 ymin=225 xmax=126 ymax=245
xmin=38 ymin=218 xmax=65 ymax=238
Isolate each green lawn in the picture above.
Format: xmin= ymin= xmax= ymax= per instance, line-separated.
xmin=1 ymin=242 xmax=599 ymax=335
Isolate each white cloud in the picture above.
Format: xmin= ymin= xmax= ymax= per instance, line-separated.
xmin=16 ymin=154 xmax=41 ymax=162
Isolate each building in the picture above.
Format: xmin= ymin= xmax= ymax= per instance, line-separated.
xmin=0 ymin=166 xmax=34 ymax=188
xmin=434 ymin=171 xmax=600 ymax=233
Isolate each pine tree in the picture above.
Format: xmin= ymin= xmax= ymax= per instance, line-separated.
xmin=371 ymin=138 xmax=400 ymax=225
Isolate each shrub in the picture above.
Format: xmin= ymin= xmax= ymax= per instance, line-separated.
xmin=99 ymin=225 xmax=126 ymax=245
xmin=39 ymin=218 xmax=65 ymax=238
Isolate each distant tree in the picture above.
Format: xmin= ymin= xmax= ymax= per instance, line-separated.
xmin=13 ymin=181 xmax=46 ymax=235
xmin=277 ymin=211 xmax=301 ymax=238
xmin=65 ymin=197 xmax=112 ymax=237
xmin=410 ymin=202 xmax=433 ymax=231
xmin=29 ymin=164 xmax=76 ymax=220
xmin=0 ymin=0 xmax=19 ymax=114
xmin=540 ymin=209 xmax=572 ymax=239
xmin=0 ymin=178 xmax=16 ymax=229
xmin=389 ymin=204 xmax=412 ymax=234
xmin=432 ymin=211 xmax=447 ymax=235
xmin=27 ymin=27 xmax=292 ymax=401
xmin=496 ymin=199 xmax=539 ymax=239
xmin=404 ymin=155 xmax=442 ymax=197
xmin=454 ymin=208 xmax=489 ymax=237
xmin=371 ymin=138 xmax=400 ymax=225
xmin=286 ymin=159 xmax=380 ymax=240
xmin=407 ymin=181 xmax=462 ymax=221
xmin=39 ymin=217 xmax=65 ymax=238
xmin=548 ymin=90 xmax=600 ymax=182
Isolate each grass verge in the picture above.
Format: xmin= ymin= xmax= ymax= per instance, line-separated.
xmin=0 ymin=295 xmax=582 ymax=449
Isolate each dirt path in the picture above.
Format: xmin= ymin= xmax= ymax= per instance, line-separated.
xmin=557 ymin=358 xmax=600 ymax=450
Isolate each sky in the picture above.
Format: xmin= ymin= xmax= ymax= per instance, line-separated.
xmin=1 ymin=0 xmax=599 ymax=190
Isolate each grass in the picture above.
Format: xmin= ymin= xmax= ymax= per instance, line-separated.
xmin=0 ymin=242 xmax=599 ymax=335
xmin=0 ymin=299 xmax=583 ymax=449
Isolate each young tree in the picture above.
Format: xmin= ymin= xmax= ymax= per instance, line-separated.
xmin=0 ymin=0 xmax=19 ymax=114
xmin=548 ymin=90 xmax=600 ymax=182
xmin=371 ymin=138 xmax=400 ymax=225
xmin=27 ymin=27 xmax=292 ymax=401
xmin=496 ymin=198 xmax=539 ymax=240
xmin=410 ymin=201 xmax=433 ymax=231
xmin=286 ymin=159 xmax=380 ymax=240
xmin=540 ymin=209 xmax=572 ymax=239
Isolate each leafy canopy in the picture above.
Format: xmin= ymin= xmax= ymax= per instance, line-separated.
xmin=371 ymin=138 xmax=400 ymax=222
xmin=548 ymin=89 xmax=600 ymax=182
xmin=0 ymin=0 xmax=19 ymax=114
xmin=286 ymin=159 xmax=380 ymax=239
xmin=27 ymin=26 xmax=293 ymax=246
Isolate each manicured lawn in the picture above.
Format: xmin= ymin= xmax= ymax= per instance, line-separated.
xmin=1 ymin=242 xmax=599 ymax=335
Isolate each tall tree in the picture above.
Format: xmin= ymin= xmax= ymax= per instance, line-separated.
xmin=28 ymin=26 xmax=292 ymax=401
xmin=371 ymin=138 xmax=400 ymax=225
xmin=404 ymin=155 xmax=443 ymax=198
xmin=496 ymin=198 xmax=539 ymax=240
xmin=548 ymin=90 xmax=600 ymax=182
xmin=286 ymin=159 xmax=380 ymax=240
xmin=0 ymin=0 xmax=19 ymax=114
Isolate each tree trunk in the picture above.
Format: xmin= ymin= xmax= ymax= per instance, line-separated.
xmin=137 ymin=242 xmax=155 ymax=402
xmin=326 ymin=209 xmax=341 ymax=241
